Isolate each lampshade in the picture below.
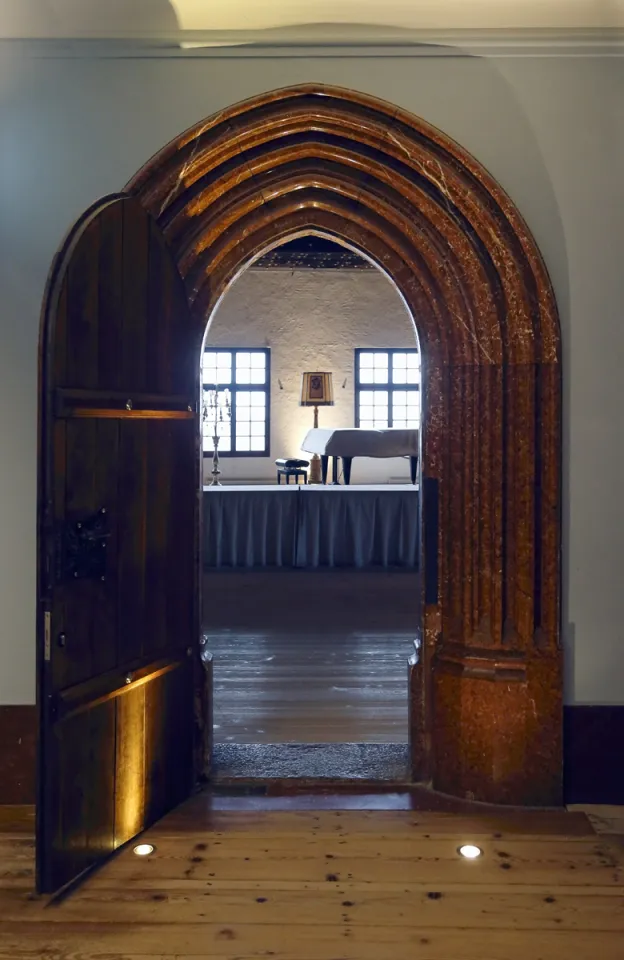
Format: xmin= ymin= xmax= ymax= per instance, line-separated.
xmin=300 ymin=372 xmax=334 ymax=406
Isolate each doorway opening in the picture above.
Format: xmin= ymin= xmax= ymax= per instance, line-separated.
xmin=124 ymin=80 xmax=562 ymax=805
xmin=37 ymin=80 xmax=563 ymax=897
xmin=200 ymin=234 xmax=422 ymax=784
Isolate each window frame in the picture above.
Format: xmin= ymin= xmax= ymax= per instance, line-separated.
xmin=354 ymin=347 xmax=421 ymax=429
xmin=201 ymin=347 xmax=271 ymax=458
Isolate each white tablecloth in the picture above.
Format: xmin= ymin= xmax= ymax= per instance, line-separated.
xmin=302 ymin=427 xmax=419 ymax=457
xmin=203 ymin=485 xmax=419 ymax=569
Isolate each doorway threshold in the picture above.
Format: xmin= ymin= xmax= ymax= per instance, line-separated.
xmin=211 ymin=742 xmax=410 ymax=785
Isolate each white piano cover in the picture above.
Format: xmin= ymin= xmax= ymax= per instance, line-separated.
xmin=301 ymin=427 xmax=419 ymax=458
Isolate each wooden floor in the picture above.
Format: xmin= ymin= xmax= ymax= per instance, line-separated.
xmin=202 ymin=570 xmax=418 ymax=744
xmin=2 ymin=801 xmax=624 ymax=959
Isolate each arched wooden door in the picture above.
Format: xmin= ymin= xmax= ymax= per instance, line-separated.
xmin=36 ymin=195 xmax=200 ymax=894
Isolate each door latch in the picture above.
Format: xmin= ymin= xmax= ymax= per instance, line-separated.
xmin=44 ymin=611 xmax=51 ymax=662
xmin=55 ymin=507 xmax=110 ymax=583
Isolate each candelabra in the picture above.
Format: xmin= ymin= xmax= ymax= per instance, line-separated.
xmin=203 ymin=387 xmax=231 ymax=486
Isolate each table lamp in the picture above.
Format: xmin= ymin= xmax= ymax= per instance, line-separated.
xmin=300 ymin=372 xmax=334 ymax=484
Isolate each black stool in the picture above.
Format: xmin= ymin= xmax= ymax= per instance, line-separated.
xmin=275 ymin=458 xmax=309 ymax=485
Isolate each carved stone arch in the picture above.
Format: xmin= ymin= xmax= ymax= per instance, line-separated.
xmin=127 ymin=84 xmax=562 ymax=804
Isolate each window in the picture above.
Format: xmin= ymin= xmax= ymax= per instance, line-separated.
xmin=201 ymin=348 xmax=270 ymax=456
xmin=355 ymin=349 xmax=421 ymax=429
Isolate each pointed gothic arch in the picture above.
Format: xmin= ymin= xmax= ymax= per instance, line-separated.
xmin=126 ymin=84 xmax=562 ymax=804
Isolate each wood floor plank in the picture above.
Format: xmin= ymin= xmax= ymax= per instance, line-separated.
xmin=2 ymin=885 xmax=623 ymax=930
xmin=0 ymin=810 xmax=592 ymax=850
xmin=148 ymin=824 xmax=595 ymax=842
xmin=569 ymin=806 xmax=624 ymax=837
xmin=0 ymin=955 xmax=185 ymax=960
xmin=1 ymin=921 xmax=624 ymax=960
xmin=99 ymin=854 xmax=622 ymax=888
xmin=0 ymin=866 xmax=34 ymax=888
xmin=83 ymin=875 xmax=624 ymax=897
xmin=0 ymin=838 xmax=35 ymax=859
xmin=106 ymin=832 xmax=616 ymax=860
xmin=147 ymin=806 xmax=594 ymax=837
xmin=0 ymin=807 xmax=35 ymax=834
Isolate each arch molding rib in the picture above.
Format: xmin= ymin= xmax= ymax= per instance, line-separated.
xmin=127 ymin=84 xmax=562 ymax=805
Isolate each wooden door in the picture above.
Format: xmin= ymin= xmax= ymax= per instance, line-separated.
xmin=36 ymin=194 xmax=200 ymax=894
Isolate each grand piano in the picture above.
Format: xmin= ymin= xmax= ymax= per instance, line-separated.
xmin=301 ymin=427 xmax=419 ymax=485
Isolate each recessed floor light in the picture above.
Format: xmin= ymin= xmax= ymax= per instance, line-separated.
xmin=133 ymin=843 xmax=155 ymax=857
xmin=458 ymin=844 xmax=483 ymax=859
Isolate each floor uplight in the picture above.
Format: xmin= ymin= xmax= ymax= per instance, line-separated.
xmin=133 ymin=843 xmax=155 ymax=857
xmin=458 ymin=844 xmax=483 ymax=859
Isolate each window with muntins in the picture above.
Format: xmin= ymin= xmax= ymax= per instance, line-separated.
xmin=355 ymin=348 xmax=421 ymax=429
xmin=201 ymin=348 xmax=270 ymax=456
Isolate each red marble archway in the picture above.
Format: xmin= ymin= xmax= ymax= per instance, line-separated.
xmin=126 ymin=84 xmax=562 ymax=805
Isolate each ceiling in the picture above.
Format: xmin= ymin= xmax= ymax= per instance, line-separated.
xmin=1 ymin=0 xmax=621 ymax=39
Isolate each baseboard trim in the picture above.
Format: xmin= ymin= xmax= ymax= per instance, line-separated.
xmin=563 ymin=705 xmax=624 ymax=804
xmin=0 ymin=705 xmax=37 ymax=804
xmin=1 ymin=703 xmax=622 ymax=805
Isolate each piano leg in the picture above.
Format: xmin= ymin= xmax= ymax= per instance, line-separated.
xmin=332 ymin=456 xmax=340 ymax=484
xmin=410 ymin=455 xmax=418 ymax=485
xmin=342 ymin=457 xmax=353 ymax=485
xmin=321 ymin=455 xmax=329 ymax=484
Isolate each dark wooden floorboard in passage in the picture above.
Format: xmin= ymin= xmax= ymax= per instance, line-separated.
xmin=201 ymin=570 xmax=419 ymax=744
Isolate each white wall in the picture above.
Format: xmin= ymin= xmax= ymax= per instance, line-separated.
xmin=0 ymin=44 xmax=622 ymax=704
xmin=204 ymin=267 xmax=418 ymax=484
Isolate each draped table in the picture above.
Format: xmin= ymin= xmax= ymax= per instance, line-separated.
xmin=203 ymin=484 xmax=419 ymax=569
xmin=202 ymin=485 xmax=299 ymax=568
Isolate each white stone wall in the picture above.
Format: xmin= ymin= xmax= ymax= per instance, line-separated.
xmin=204 ymin=267 xmax=418 ymax=484
xmin=1 ymin=48 xmax=622 ymax=703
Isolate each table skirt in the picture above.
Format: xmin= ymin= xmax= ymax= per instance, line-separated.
xmin=203 ymin=486 xmax=299 ymax=568
xmin=203 ymin=485 xmax=419 ymax=569
xmin=295 ymin=486 xmax=418 ymax=568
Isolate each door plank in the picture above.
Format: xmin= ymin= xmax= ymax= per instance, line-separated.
xmin=58 ymin=417 xmax=99 ymax=688
xmin=114 ymin=686 xmax=146 ymax=848
xmin=117 ymin=420 xmax=148 ymax=665
xmin=144 ymin=663 xmax=194 ymax=826
xmin=84 ymin=701 xmax=117 ymax=864
xmin=66 ymin=217 xmax=100 ymax=388
xmin=51 ymin=276 xmax=68 ymax=387
xmin=146 ymin=217 xmax=174 ymax=395
xmin=120 ymin=201 xmax=149 ymax=392
xmin=97 ymin=201 xmax=124 ymax=390
xmin=144 ymin=421 xmax=173 ymax=657
xmin=90 ymin=419 xmax=120 ymax=677
xmin=54 ymin=711 xmax=91 ymax=887
xmin=166 ymin=420 xmax=196 ymax=654
xmin=144 ymin=671 xmax=170 ymax=826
